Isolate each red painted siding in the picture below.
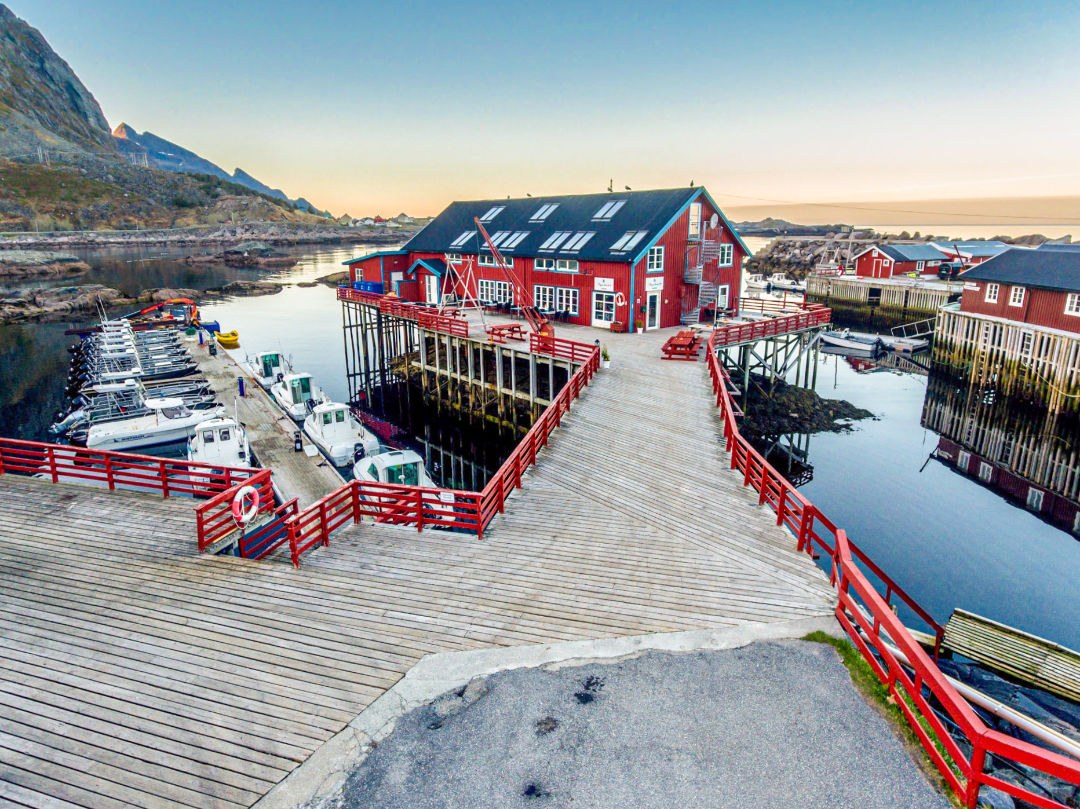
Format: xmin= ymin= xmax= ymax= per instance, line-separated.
xmin=960 ymin=281 xmax=1080 ymax=333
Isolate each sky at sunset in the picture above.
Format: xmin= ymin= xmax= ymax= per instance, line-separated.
xmin=8 ymin=0 xmax=1080 ymax=223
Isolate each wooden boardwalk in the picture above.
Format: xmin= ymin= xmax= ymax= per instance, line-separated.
xmin=190 ymin=342 xmax=344 ymax=507
xmin=0 ymin=327 xmax=834 ymax=808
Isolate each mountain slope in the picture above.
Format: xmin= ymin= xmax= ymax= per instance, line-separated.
xmin=0 ymin=3 xmax=116 ymax=156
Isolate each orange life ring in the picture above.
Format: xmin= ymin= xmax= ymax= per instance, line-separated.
xmin=231 ymin=485 xmax=259 ymax=525
xmin=614 ymin=292 xmax=627 ymax=307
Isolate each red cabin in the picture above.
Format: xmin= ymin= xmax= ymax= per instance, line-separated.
xmin=958 ymin=247 xmax=1080 ymax=334
xmin=343 ymin=188 xmax=748 ymax=332
xmin=852 ymin=243 xmax=947 ymax=279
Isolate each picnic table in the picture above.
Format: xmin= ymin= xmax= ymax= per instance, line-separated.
xmin=661 ymin=329 xmax=703 ymax=361
xmin=486 ymin=323 xmax=526 ymax=343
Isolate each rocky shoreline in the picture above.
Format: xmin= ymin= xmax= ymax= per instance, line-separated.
xmin=0 ymin=250 xmax=90 ymax=277
xmin=0 ymin=221 xmax=415 ymax=250
xmin=183 ymin=240 xmax=299 ymax=269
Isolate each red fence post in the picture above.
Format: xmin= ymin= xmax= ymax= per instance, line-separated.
xmin=160 ymin=460 xmax=170 ymax=498
xmin=319 ymin=501 xmax=329 ymax=547
xmin=416 ymin=489 xmax=424 ymax=533
xmin=0 ymin=442 xmax=6 ymax=476
xmin=352 ymin=480 xmax=362 ymax=523
xmin=288 ymin=520 xmax=301 ymax=568
xmin=47 ymin=445 xmax=58 ymax=484
xmin=105 ymin=454 xmax=115 ymax=491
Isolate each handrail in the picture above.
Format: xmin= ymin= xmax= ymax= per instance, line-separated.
xmin=713 ymin=306 xmax=832 ymax=348
xmin=194 ymin=468 xmax=276 ymax=552
xmin=285 ymin=339 xmax=601 ymax=566
xmin=0 ymin=437 xmax=258 ymax=499
xmin=704 ymin=330 xmax=1080 ymax=808
xmin=337 ymin=287 xmax=470 ymax=337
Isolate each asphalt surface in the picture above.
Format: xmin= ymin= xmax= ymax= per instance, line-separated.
xmin=318 ymin=640 xmax=949 ymax=809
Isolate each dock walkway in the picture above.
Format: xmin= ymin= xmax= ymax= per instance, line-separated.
xmin=190 ymin=341 xmax=343 ymax=507
xmin=0 ymin=327 xmax=836 ymax=808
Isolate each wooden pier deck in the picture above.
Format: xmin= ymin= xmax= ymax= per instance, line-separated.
xmin=0 ymin=327 xmax=835 ymax=808
xmin=189 ymin=342 xmax=344 ymax=507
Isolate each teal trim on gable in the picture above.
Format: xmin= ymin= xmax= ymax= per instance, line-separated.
xmin=342 ymin=249 xmax=407 ymax=266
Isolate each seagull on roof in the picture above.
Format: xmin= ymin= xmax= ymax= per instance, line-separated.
xmin=690 ymin=180 xmax=695 ymax=187
xmin=625 ymin=185 xmax=632 ymax=191
xmin=607 ymin=179 xmax=613 ymax=192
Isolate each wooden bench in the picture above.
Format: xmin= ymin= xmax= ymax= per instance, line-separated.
xmin=486 ymin=323 xmax=526 ymax=343
xmin=661 ymin=330 xmax=702 ymax=361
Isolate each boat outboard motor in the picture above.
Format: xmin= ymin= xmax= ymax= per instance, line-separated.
xmin=306 ymin=398 xmax=317 ymax=413
xmin=276 ymin=372 xmax=285 ymax=383
xmin=353 ymin=444 xmax=366 ymax=464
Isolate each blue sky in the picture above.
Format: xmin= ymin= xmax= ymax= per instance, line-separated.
xmin=8 ymin=1 xmax=1080 ymax=216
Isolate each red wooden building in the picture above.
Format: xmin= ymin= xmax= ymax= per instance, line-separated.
xmin=344 ymin=187 xmax=749 ymax=332
xmin=958 ymin=247 xmax=1080 ymax=334
xmin=851 ymin=243 xmax=948 ymax=278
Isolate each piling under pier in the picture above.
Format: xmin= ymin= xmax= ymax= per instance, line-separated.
xmin=190 ymin=341 xmax=344 ymax=506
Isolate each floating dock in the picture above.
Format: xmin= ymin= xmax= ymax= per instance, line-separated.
xmin=189 ymin=340 xmax=344 ymax=507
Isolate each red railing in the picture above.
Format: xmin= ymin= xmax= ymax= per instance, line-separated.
xmin=194 ymin=468 xmax=276 ymax=552
xmin=337 ymin=287 xmax=470 ymax=337
xmin=705 ymin=332 xmax=1080 ymax=808
xmin=530 ymin=332 xmax=599 ymax=363
xmin=713 ymin=304 xmax=832 ymax=348
xmin=238 ymin=498 xmax=298 ymax=560
xmin=0 ymin=437 xmax=258 ymax=499
xmin=285 ymin=339 xmax=601 ymax=566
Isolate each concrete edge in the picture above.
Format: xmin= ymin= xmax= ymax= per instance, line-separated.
xmin=253 ymin=614 xmax=841 ymax=809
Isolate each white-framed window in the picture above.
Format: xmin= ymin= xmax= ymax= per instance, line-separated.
xmin=957 ymin=450 xmax=971 ymax=470
xmin=555 ymin=259 xmax=579 ymax=273
xmin=534 ymin=258 xmax=555 ymax=271
xmin=478 ymin=254 xmax=513 ymax=268
xmin=478 ymin=205 xmax=504 ymax=222
xmin=978 ymin=462 xmax=993 ymax=482
xmin=687 ymin=201 xmax=702 ymax=240
xmin=1066 ymin=293 xmax=1080 ymax=316
xmin=1009 ymin=286 xmax=1026 ymax=307
xmin=593 ymin=200 xmax=626 ymax=221
xmin=444 ymin=253 xmax=463 ymax=264
xmin=1073 ymin=511 xmax=1080 ymax=535
xmin=985 ymin=283 xmax=999 ymax=304
xmin=530 ymin=203 xmax=558 ymax=222
xmin=478 ymin=279 xmax=512 ymax=303
xmin=646 ymin=246 xmax=664 ymax=272
xmin=718 ymin=244 xmax=734 ymax=266
xmin=533 ymin=284 xmax=555 ymax=310
xmin=593 ymin=291 xmax=616 ymax=324
xmin=556 ymin=287 xmax=579 ymax=315
xmin=916 ymin=261 xmax=925 ymax=271
xmin=1020 ymin=331 xmax=1034 ymax=358
xmin=1027 ymin=487 xmax=1045 ymax=511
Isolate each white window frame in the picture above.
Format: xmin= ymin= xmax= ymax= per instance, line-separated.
xmin=985 ymin=283 xmax=999 ymax=304
xmin=957 ymin=450 xmax=971 ymax=470
xmin=978 ymin=462 xmax=993 ymax=482
xmin=555 ymin=287 xmax=579 ymax=316
xmin=478 ymin=279 xmax=512 ymax=304
xmin=478 ymin=254 xmax=513 ymax=268
xmin=717 ymin=244 xmax=734 ymax=267
xmin=687 ymin=201 xmax=702 ymax=240
xmin=1066 ymin=293 xmax=1080 ymax=316
xmin=534 ymin=258 xmax=555 ymax=271
xmin=444 ymin=253 xmax=463 ymax=264
xmin=916 ymin=261 xmax=925 ymax=271
xmin=555 ymin=259 xmax=579 ymax=273
xmin=533 ymin=284 xmax=555 ymax=310
xmin=1009 ymin=286 xmax=1025 ymax=307
xmin=1027 ymin=487 xmax=1044 ymax=511
xmin=592 ymin=290 xmax=617 ymax=325
xmin=646 ymin=246 xmax=664 ymax=273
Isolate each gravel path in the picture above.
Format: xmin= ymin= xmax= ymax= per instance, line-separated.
xmin=319 ymin=640 xmax=949 ymax=809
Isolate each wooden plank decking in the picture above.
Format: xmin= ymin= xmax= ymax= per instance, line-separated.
xmin=0 ymin=327 xmax=835 ymax=808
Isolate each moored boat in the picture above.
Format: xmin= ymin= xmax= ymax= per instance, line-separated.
xmin=353 ymin=449 xmax=450 ymax=501
xmin=302 ymin=402 xmax=380 ymax=467
xmin=245 ymin=351 xmax=292 ymax=389
xmin=80 ymin=397 xmax=225 ymax=452
xmin=820 ymin=329 xmax=888 ymax=357
xmin=215 ymin=330 xmax=240 ymax=349
xmin=270 ymin=372 xmax=325 ymax=421
xmin=187 ymin=415 xmax=250 ymax=468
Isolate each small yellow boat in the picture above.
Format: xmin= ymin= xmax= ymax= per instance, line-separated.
xmin=214 ymin=330 xmax=240 ymax=349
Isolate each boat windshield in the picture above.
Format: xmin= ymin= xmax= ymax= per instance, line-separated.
xmin=289 ymin=377 xmax=312 ymax=402
xmin=161 ymin=406 xmax=189 ymax=419
xmin=260 ymin=355 xmax=278 ymax=377
xmin=385 ymin=462 xmax=420 ymax=486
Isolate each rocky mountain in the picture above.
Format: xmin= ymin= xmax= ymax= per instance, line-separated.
xmin=0 ymin=3 xmax=329 ymax=229
xmin=114 ymin=125 xmax=325 ymax=215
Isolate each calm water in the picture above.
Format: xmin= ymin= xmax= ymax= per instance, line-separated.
xmin=2 ymin=244 xmax=1078 ymax=648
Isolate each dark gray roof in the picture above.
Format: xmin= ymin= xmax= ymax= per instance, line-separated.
xmin=932 ymin=240 xmax=1010 ymax=258
xmin=877 ymin=243 xmax=947 ymax=262
xmin=1037 ymin=242 xmax=1080 ymax=252
xmin=962 ymin=248 xmax=1080 ymax=292
xmin=402 ymin=187 xmax=748 ymax=263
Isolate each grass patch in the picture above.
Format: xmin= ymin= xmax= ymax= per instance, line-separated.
xmin=803 ymin=631 xmax=965 ymax=807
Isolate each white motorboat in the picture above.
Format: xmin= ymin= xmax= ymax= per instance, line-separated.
xmin=820 ymin=329 xmax=888 ymax=356
xmin=245 ymin=351 xmax=292 ymax=389
xmin=744 ymin=273 xmax=768 ymax=291
xmin=270 ymin=372 xmax=324 ymax=421
xmin=83 ymin=397 xmax=225 ymax=452
xmin=302 ymin=402 xmax=380 ymax=467
xmin=353 ymin=449 xmax=452 ymax=502
xmin=765 ymin=273 xmax=805 ymax=293
xmin=187 ymin=415 xmax=250 ymax=469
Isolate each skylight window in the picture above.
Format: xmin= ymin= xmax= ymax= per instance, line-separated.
xmin=503 ymin=231 xmax=529 ymax=250
xmin=487 ymin=231 xmax=511 ymax=248
xmin=530 ymin=203 xmax=559 ymax=222
xmin=450 ymin=231 xmax=473 ymax=248
xmin=539 ymin=231 xmax=573 ymax=251
xmin=610 ymin=230 xmax=648 ymax=252
xmin=478 ymin=206 xmax=505 ymax=222
xmin=561 ymin=232 xmax=594 ymax=252
xmin=593 ymin=200 xmax=626 ymax=221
